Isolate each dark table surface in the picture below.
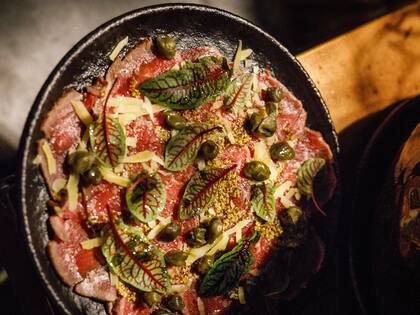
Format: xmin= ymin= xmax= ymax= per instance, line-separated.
xmin=0 ymin=0 xmax=412 ymax=314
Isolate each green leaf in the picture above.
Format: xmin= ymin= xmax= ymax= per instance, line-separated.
xmin=102 ymin=218 xmax=170 ymax=293
xmin=198 ymin=231 xmax=259 ymax=297
xmin=126 ymin=173 xmax=167 ymax=223
xmin=297 ymin=158 xmax=326 ymax=197
xmin=89 ymin=115 xmax=126 ymax=168
xmin=224 ymin=73 xmax=253 ymax=111
xmin=164 ymin=123 xmax=222 ymax=171
xmin=251 ymin=182 xmax=276 ymax=222
xmin=139 ymin=56 xmax=231 ymax=110
xmin=179 ymin=165 xmax=237 ymax=220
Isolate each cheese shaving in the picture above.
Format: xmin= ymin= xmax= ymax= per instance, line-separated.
xmin=274 ymin=180 xmax=296 ymax=208
xmin=109 ymin=36 xmax=128 ymax=61
xmin=32 ymin=154 xmax=41 ymax=165
xmin=126 ymin=137 xmax=137 ymax=147
xmin=81 ymin=237 xmax=104 ymax=250
xmin=110 ymin=272 xmax=119 ymax=286
xmin=147 ymin=216 xmax=171 ymax=239
xmin=52 ymin=178 xmax=67 ymax=193
xmin=225 ymin=219 xmax=251 ymax=235
xmin=186 ymin=243 xmax=215 ymax=266
xmin=41 ymin=142 xmax=56 ymax=175
xmin=66 ymin=172 xmax=79 ymax=211
xmin=71 ymin=100 xmax=93 ymax=126
xmin=143 ymin=96 xmax=155 ymax=122
xmin=124 ymin=150 xmax=164 ymax=165
xmin=238 ymin=286 xmax=246 ymax=304
xmin=99 ymin=166 xmax=130 ymax=187
xmin=220 ymin=117 xmax=236 ymax=144
xmin=197 ymin=158 xmax=206 ymax=171
xmin=207 ymin=234 xmax=229 ymax=256
xmin=197 ymin=297 xmax=205 ymax=315
xmin=109 ymin=96 xmax=165 ymax=119
xmin=232 ymin=40 xmax=253 ymax=76
xmin=253 ymin=141 xmax=279 ymax=181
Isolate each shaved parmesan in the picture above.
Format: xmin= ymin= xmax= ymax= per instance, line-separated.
xmin=253 ymin=141 xmax=280 ymax=181
xmin=147 ymin=216 xmax=171 ymax=239
xmin=66 ymin=172 xmax=79 ymax=211
xmin=124 ymin=150 xmax=164 ymax=165
xmin=197 ymin=158 xmax=206 ymax=171
xmin=186 ymin=243 xmax=215 ymax=266
xmin=197 ymin=297 xmax=205 ymax=315
xmin=109 ymin=36 xmax=128 ymax=61
xmin=147 ymin=220 xmax=157 ymax=229
xmin=207 ymin=234 xmax=229 ymax=256
xmin=171 ymin=284 xmax=187 ymax=293
xmin=109 ymin=96 xmax=166 ymax=117
xmin=110 ymin=272 xmax=119 ymax=286
xmin=244 ymin=59 xmax=253 ymax=68
xmin=42 ymin=142 xmax=56 ymax=175
xmin=274 ymin=180 xmax=296 ymax=208
xmin=143 ymin=96 xmax=156 ymax=122
xmin=119 ymin=113 xmax=138 ymax=126
xmin=81 ymin=237 xmax=104 ymax=250
xmin=71 ymin=100 xmax=93 ymax=126
xmin=220 ymin=117 xmax=235 ymax=144
xmin=238 ymin=286 xmax=246 ymax=304
xmin=126 ymin=137 xmax=137 ymax=147
xmin=233 ymin=40 xmax=253 ymax=76
xmin=225 ymin=219 xmax=251 ymax=236
xmin=32 ymin=154 xmax=41 ymax=165
xmin=52 ymin=178 xmax=67 ymax=193
xmin=236 ymin=228 xmax=242 ymax=242
xmin=99 ymin=166 xmax=130 ymax=187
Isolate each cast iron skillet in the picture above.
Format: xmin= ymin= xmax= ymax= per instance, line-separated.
xmin=15 ymin=4 xmax=340 ymax=315
xmin=350 ymin=96 xmax=420 ymax=315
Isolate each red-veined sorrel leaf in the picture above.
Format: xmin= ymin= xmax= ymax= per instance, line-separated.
xmin=164 ymin=123 xmax=222 ymax=171
xmin=126 ymin=173 xmax=167 ymax=223
xmin=89 ymin=115 xmax=126 ymax=168
xmin=198 ymin=231 xmax=259 ymax=297
xmin=139 ymin=56 xmax=231 ymax=110
xmin=179 ymin=165 xmax=237 ymax=220
xmin=102 ymin=212 xmax=170 ymax=293
xmin=297 ymin=158 xmax=326 ymax=215
xmin=251 ymin=181 xmax=276 ymax=222
xmin=224 ymin=73 xmax=253 ymax=111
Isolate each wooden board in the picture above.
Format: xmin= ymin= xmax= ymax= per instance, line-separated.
xmin=297 ymin=3 xmax=420 ymax=133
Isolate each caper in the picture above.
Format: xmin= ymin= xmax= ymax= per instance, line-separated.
xmin=269 ymin=142 xmax=295 ymax=162
xmin=164 ymin=250 xmax=188 ymax=267
xmin=67 ymin=151 xmax=96 ymax=174
xmin=266 ymin=87 xmax=283 ymax=102
xmin=257 ymin=115 xmax=277 ymax=137
xmin=243 ymin=161 xmax=271 ymax=181
xmin=143 ymin=291 xmax=162 ymax=307
xmin=199 ymin=140 xmax=219 ymax=161
xmin=81 ymin=166 xmax=103 ymax=185
xmin=196 ymin=255 xmax=214 ymax=274
xmin=248 ymin=112 xmax=264 ymax=132
xmin=265 ymin=101 xmax=277 ymax=115
xmin=159 ymin=221 xmax=181 ymax=242
xmin=166 ymin=295 xmax=185 ymax=312
xmin=207 ymin=217 xmax=223 ymax=243
xmin=155 ymin=36 xmax=177 ymax=59
xmin=186 ymin=227 xmax=207 ymax=247
xmin=163 ymin=111 xmax=186 ymax=130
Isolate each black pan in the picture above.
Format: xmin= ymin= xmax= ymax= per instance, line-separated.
xmin=350 ymin=96 xmax=420 ymax=315
xmin=7 ymin=4 xmax=340 ymax=315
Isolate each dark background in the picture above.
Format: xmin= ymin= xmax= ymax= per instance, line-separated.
xmin=0 ymin=0 xmax=413 ymax=314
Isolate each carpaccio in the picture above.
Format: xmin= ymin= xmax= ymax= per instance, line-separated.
xmin=37 ymin=36 xmax=336 ymax=315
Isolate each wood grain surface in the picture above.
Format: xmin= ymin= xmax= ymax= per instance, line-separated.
xmin=297 ymin=2 xmax=420 ymax=133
